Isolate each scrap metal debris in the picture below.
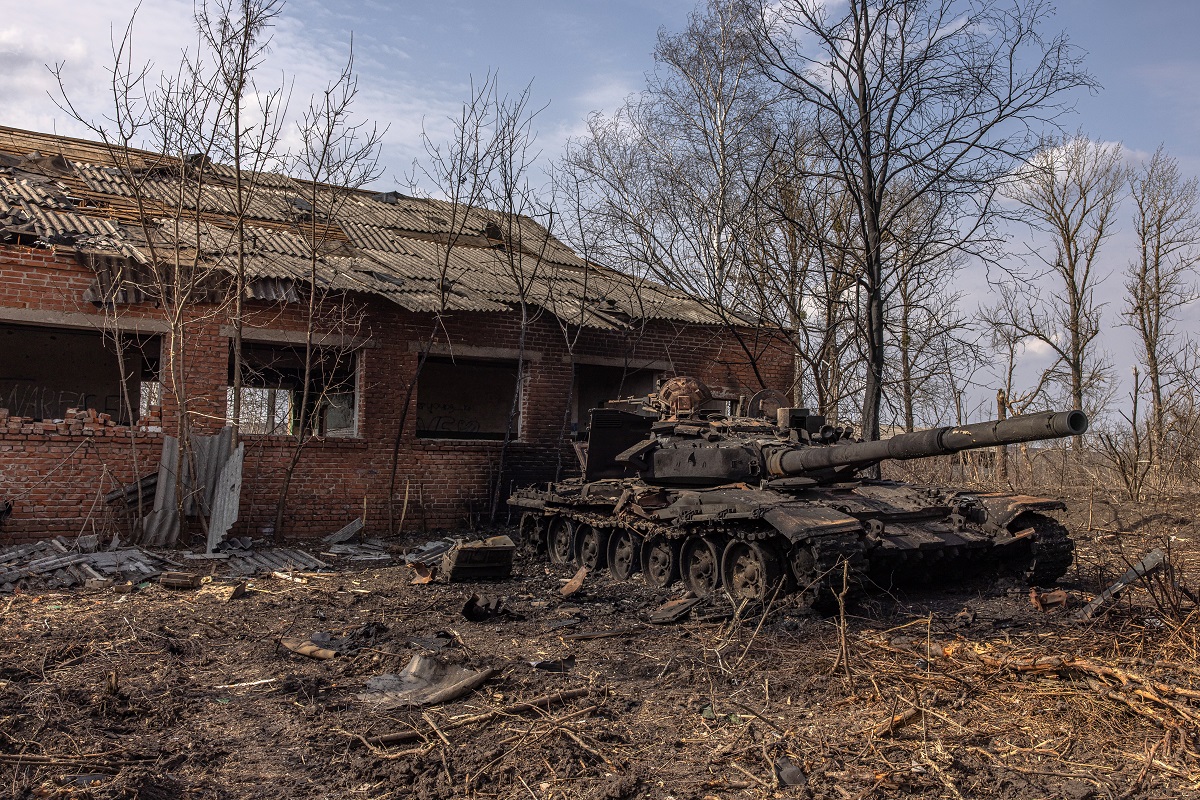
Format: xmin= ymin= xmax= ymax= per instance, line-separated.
xmin=159 ymin=572 xmax=203 ymax=589
xmin=280 ymin=637 xmax=337 ymax=661
xmin=197 ymin=580 xmax=247 ymax=602
xmin=1029 ymin=587 xmax=1068 ymax=612
xmin=404 ymin=538 xmax=457 ymax=567
xmin=409 ymin=562 xmax=436 ymax=584
xmin=211 ymin=546 xmax=329 ymax=576
xmin=775 ymin=756 xmax=807 ymax=787
xmin=357 ymin=654 xmax=497 ymax=709
xmin=405 ymin=631 xmax=457 ymax=651
xmin=529 ymin=655 xmax=576 ymax=673
xmin=562 ymin=628 xmax=637 ymax=642
xmin=283 ymin=623 xmax=388 ymax=660
xmin=461 ymin=594 xmax=508 ymax=622
xmin=560 ymin=566 xmax=589 ymax=597
xmin=404 ymin=535 xmax=515 ymax=582
xmin=0 ymin=536 xmax=164 ymax=592
xmin=139 ymin=427 xmax=244 ymax=551
xmin=0 ymin=532 xmax=336 ymax=594
xmin=444 ymin=535 xmax=515 ymax=580
xmin=322 ymin=518 xmax=364 ymax=545
xmin=648 ymin=596 xmax=703 ymax=624
xmin=541 ymin=617 xmax=584 ymax=633
xmin=1076 ymin=548 xmax=1166 ymax=621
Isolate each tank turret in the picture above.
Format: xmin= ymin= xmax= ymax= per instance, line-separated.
xmin=589 ymin=376 xmax=1087 ymax=487
xmin=512 ymin=376 xmax=1086 ymax=608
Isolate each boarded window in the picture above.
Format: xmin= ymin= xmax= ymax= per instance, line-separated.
xmin=0 ymin=322 xmax=159 ymax=424
xmin=417 ymin=358 xmax=520 ymax=440
xmin=228 ymin=342 xmax=358 ymax=437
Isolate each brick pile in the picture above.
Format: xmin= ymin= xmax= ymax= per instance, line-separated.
xmin=0 ymin=406 xmax=161 ymax=437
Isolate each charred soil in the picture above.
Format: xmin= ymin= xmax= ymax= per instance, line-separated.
xmin=2 ymin=497 xmax=1199 ymax=799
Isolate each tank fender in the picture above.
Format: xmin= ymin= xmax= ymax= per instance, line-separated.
xmin=973 ymin=493 xmax=1067 ymax=530
xmin=761 ymin=504 xmax=864 ymax=544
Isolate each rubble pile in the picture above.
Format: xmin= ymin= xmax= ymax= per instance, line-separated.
xmin=0 ymin=406 xmax=162 ymax=436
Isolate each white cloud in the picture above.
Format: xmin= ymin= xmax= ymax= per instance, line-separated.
xmin=1020 ymin=338 xmax=1057 ymax=358
xmin=0 ymin=1 xmax=467 ymax=190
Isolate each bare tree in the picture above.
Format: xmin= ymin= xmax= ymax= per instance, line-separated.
xmin=744 ymin=0 xmax=1094 ymax=442
xmin=389 ymin=74 xmax=553 ymax=530
xmin=383 ymin=74 xmax=497 ymax=533
xmin=741 ymin=137 xmax=862 ymax=419
xmin=562 ymin=0 xmax=783 ymax=387
xmin=53 ymin=10 xmax=238 ymax=544
xmin=270 ymin=48 xmax=383 ymax=540
xmin=196 ymin=0 xmax=288 ymax=445
xmin=875 ymin=190 xmax=980 ymax=432
xmin=997 ymin=133 xmax=1124 ymax=435
xmin=476 ymin=83 xmax=554 ymax=522
xmin=1125 ymin=145 xmax=1200 ymax=455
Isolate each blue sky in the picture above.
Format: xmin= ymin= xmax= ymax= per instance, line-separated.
xmin=4 ymin=1 xmax=1197 ymax=191
xmin=1051 ymin=0 xmax=1200 ymax=170
xmin=3 ymin=0 xmax=1199 ymax=417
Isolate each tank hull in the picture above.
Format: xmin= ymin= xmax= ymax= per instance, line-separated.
xmin=510 ymin=478 xmax=1073 ymax=605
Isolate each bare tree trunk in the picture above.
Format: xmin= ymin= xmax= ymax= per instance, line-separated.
xmin=996 ymin=389 xmax=1008 ymax=484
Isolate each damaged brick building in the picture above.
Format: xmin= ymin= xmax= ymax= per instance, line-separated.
xmin=0 ymin=126 xmax=792 ymax=545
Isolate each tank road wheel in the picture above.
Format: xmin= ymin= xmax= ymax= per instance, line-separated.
xmin=608 ymin=529 xmax=642 ymax=581
xmin=641 ymin=535 xmax=681 ymax=589
xmin=545 ymin=517 xmax=576 ymax=565
xmin=519 ymin=512 xmax=546 ymax=553
xmin=722 ymin=540 xmax=784 ymax=603
xmin=681 ymin=535 xmax=725 ymax=598
xmin=575 ymin=524 xmax=610 ymax=571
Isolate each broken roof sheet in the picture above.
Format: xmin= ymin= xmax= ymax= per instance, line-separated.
xmin=0 ymin=125 xmax=726 ymax=329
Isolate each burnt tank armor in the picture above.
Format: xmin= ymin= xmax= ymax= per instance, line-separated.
xmin=509 ymin=377 xmax=1088 ymax=605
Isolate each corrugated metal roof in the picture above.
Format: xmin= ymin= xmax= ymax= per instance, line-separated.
xmin=0 ymin=125 xmax=726 ymax=328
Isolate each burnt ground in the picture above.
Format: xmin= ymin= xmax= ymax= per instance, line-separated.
xmin=2 ymin=497 xmax=1200 ymax=800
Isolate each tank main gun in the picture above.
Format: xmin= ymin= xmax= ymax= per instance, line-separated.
xmin=767 ymin=410 xmax=1088 ymax=477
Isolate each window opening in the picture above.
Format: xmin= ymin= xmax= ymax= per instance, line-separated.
xmin=416 ymin=357 xmax=520 ymax=440
xmin=0 ymin=322 xmax=159 ymax=424
xmin=571 ymin=364 xmax=659 ymax=436
xmin=229 ymin=342 xmax=358 ymax=437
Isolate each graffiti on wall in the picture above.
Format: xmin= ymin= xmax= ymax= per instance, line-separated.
xmin=416 ymin=401 xmax=486 ymax=435
xmin=1 ymin=382 xmax=93 ymax=420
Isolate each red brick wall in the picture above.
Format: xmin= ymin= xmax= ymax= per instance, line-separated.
xmin=0 ymin=245 xmax=794 ymax=544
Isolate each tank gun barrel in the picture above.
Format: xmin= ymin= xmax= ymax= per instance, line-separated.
xmin=771 ymin=410 xmax=1088 ymax=476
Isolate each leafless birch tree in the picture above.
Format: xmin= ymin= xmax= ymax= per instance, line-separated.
xmin=1125 ymin=146 xmax=1200 ymax=456
xmin=996 ymin=134 xmax=1125 ymax=433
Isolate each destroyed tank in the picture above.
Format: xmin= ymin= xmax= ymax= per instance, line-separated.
xmin=509 ymin=377 xmax=1088 ymax=605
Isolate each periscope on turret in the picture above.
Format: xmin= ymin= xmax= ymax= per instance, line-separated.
xmin=510 ymin=377 xmax=1086 ymax=607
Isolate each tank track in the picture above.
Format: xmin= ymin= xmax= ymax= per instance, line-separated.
xmin=791 ymin=532 xmax=869 ymax=607
xmin=521 ymin=506 xmax=1072 ymax=608
xmin=528 ymin=507 xmax=872 ymax=607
